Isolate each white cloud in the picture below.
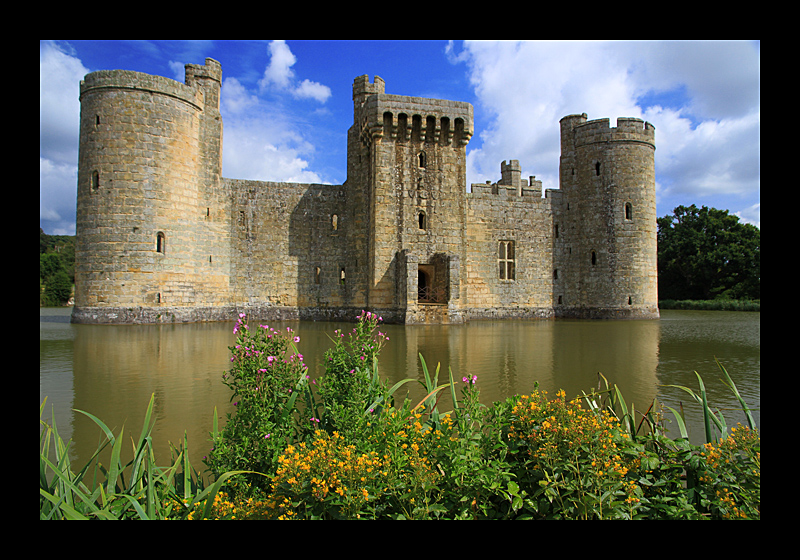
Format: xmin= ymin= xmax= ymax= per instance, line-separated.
xmin=455 ymin=40 xmax=760 ymax=216
xmin=220 ymin=41 xmax=332 ymax=182
xmin=221 ymin=77 xmax=258 ymax=114
xmin=260 ymin=40 xmax=296 ymax=90
xmin=40 ymin=41 xmax=88 ymax=234
xmin=258 ymin=40 xmax=331 ymax=103
xmin=221 ymin=98 xmax=325 ymax=184
xmin=649 ymin=106 xmax=760 ymax=199
xmin=168 ymin=60 xmax=185 ymax=82
xmin=40 ymin=40 xmax=88 ymax=166
xmin=222 ymin=119 xmax=323 ymax=184
xmin=736 ymin=203 xmax=760 ymax=229
xmin=292 ymin=78 xmax=332 ymax=103
xmin=40 ymin=157 xmax=77 ymax=234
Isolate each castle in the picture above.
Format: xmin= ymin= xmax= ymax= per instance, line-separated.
xmin=71 ymin=58 xmax=658 ymax=325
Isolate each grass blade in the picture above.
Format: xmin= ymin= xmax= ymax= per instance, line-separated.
xmin=39 ymin=488 xmax=90 ymax=520
xmin=665 ymin=405 xmax=689 ymax=439
xmin=448 ymin=366 xmax=459 ymax=413
xmin=191 ymin=470 xmax=268 ymax=520
xmin=106 ymin=425 xmax=125 ymax=493
xmin=128 ymin=394 xmax=157 ymax=491
xmin=695 ymin=372 xmax=713 ymax=444
xmin=411 ymin=385 xmax=450 ymax=414
xmin=715 ymin=358 xmax=756 ymax=430
xmin=183 ymin=431 xmax=191 ymax=503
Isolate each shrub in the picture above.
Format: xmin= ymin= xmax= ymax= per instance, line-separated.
xmin=505 ymin=389 xmax=644 ymax=519
xmin=316 ymin=310 xmax=391 ymax=440
xmin=697 ymin=424 xmax=760 ymax=519
xmin=205 ymin=313 xmax=315 ymax=491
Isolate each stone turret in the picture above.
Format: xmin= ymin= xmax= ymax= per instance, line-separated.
xmin=72 ymin=58 xmax=230 ymax=323
xmin=555 ymin=114 xmax=658 ymax=319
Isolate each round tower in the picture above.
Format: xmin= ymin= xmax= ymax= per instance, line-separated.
xmin=556 ymin=115 xmax=658 ymax=319
xmin=72 ymin=60 xmax=223 ymax=323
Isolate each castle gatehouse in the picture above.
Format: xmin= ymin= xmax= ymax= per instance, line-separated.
xmin=72 ymin=58 xmax=658 ymax=324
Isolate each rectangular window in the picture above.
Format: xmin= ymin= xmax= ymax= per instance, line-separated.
xmin=498 ymin=240 xmax=515 ymax=280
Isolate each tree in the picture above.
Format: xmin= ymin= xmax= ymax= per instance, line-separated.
xmin=43 ymin=270 xmax=73 ymax=306
xmin=40 ymin=253 xmax=63 ymax=281
xmin=657 ymin=205 xmax=760 ymax=301
xmin=39 ymin=230 xmax=76 ymax=306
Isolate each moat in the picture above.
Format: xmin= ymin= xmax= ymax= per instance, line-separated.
xmin=40 ymin=307 xmax=759 ymax=473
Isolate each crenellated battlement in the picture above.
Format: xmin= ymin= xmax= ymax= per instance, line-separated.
xmin=561 ymin=113 xmax=655 ymax=149
xmin=353 ymin=76 xmax=473 ymax=147
xmin=469 ymin=160 xmax=543 ymax=199
xmin=185 ymin=58 xmax=222 ymax=86
xmin=353 ymin=74 xmax=385 ymax=98
xmin=80 ymin=69 xmax=205 ymax=111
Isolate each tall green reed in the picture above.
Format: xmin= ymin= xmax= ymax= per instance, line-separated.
xmin=40 ymin=393 xmax=259 ymax=520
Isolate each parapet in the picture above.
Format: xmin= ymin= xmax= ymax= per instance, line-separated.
xmin=499 ymin=159 xmax=521 ymax=188
xmin=470 ymin=160 xmax=543 ymax=199
xmin=353 ymin=75 xmax=385 ymax=99
xmin=354 ymin=75 xmax=474 ymax=148
xmin=561 ymin=113 xmax=655 ymax=149
xmin=80 ymin=68 xmax=204 ymax=111
xmin=185 ymin=58 xmax=222 ymax=86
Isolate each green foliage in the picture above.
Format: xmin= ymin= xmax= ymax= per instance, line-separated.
xmin=657 ymin=205 xmax=760 ymax=301
xmin=39 ymin=393 xmax=252 ymax=520
xmin=316 ymin=310 xmax=396 ymax=440
xmin=659 ymin=299 xmax=760 ymax=311
xmin=39 ymin=230 xmax=75 ymax=306
xmin=41 ymin=311 xmax=760 ymax=520
xmin=43 ymin=269 xmax=72 ymax=306
xmin=204 ymin=313 xmax=315 ymax=491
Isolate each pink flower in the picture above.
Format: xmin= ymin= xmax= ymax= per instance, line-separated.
xmin=294 ymin=336 xmax=300 ymax=343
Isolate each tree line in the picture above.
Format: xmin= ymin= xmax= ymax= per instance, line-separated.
xmin=657 ymin=205 xmax=760 ymax=302
xmin=40 ymin=228 xmax=75 ymax=306
xmin=38 ymin=205 xmax=761 ymax=307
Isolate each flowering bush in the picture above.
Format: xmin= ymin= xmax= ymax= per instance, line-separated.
xmin=263 ymin=411 xmax=450 ymax=519
xmin=201 ymin=311 xmax=759 ymax=520
xmin=506 ymin=389 xmax=644 ymax=519
xmin=205 ymin=313 xmax=314 ymax=491
xmin=267 ymin=430 xmax=387 ymax=519
xmin=317 ymin=310 xmax=391 ymax=440
xmin=186 ymin=491 xmax=273 ymax=520
xmin=697 ymin=424 xmax=760 ymax=519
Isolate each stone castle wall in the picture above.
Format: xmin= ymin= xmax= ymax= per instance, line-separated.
xmin=72 ymin=60 xmax=658 ymax=324
xmin=465 ymin=171 xmax=557 ymax=320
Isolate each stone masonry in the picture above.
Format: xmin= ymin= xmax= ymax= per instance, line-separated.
xmin=72 ymin=58 xmax=658 ymax=324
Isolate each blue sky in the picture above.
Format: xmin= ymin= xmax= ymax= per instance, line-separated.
xmin=40 ymin=40 xmax=760 ymax=235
